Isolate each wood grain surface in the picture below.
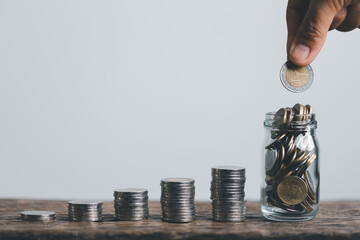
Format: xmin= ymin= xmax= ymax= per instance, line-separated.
xmin=0 ymin=199 xmax=359 ymax=240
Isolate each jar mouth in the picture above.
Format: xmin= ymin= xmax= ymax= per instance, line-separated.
xmin=264 ymin=112 xmax=317 ymax=129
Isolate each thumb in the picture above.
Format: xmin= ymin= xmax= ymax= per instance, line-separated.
xmin=289 ymin=0 xmax=340 ymax=66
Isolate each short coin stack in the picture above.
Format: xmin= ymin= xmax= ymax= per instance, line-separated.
xmin=21 ymin=210 xmax=56 ymax=221
xmin=68 ymin=200 xmax=103 ymax=222
xmin=113 ymin=188 xmax=149 ymax=221
xmin=160 ymin=178 xmax=196 ymax=223
xmin=211 ymin=166 xmax=246 ymax=222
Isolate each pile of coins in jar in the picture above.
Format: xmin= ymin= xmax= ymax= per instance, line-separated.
xmin=264 ymin=103 xmax=317 ymax=213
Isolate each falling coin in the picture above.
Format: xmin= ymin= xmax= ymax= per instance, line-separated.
xmin=280 ymin=61 xmax=314 ymax=93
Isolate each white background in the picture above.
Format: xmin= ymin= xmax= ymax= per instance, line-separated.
xmin=0 ymin=0 xmax=359 ymax=201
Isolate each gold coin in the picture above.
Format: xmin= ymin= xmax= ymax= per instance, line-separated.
xmin=277 ymin=176 xmax=308 ymax=205
xmin=293 ymin=103 xmax=305 ymax=121
xmin=305 ymin=104 xmax=312 ymax=120
xmin=274 ymin=108 xmax=287 ymax=126
xmin=300 ymin=199 xmax=313 ymax=213
xmin=287 ymin=107 xmax=295 ymax=123
xmin=285 ymin=66 xmax=309 ymax=88
xmin=304 ymin=171 xmax=316 ymax=201
xmin=280 ymin=62 xmax=314 ymax=93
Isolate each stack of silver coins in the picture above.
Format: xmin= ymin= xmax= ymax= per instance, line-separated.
xmin=21 ymin=211 xmax=56 ymax=221
xmin=211 ymin=166 xmax=246 ymax=222
xmin=114 ymin=188 xmax=149 ymax=221
xmin=68 ymin=200 xmax=103 ymax=222
xmin=160 ymin=178 xmax=196 ymax=223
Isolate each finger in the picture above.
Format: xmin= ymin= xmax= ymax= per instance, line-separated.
xmin=337 ymin=3 xmax=360 ymax=32
xmin=329 ymin=7 xmax=347 ymax=31
xmin=289 ymin=0 xmax=341 ymax=66
xmin=286 ymin=0 xmax=310 ymax=56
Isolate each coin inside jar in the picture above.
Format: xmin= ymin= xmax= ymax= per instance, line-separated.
xmin=265 ymin=149 xmax=277 ymax=172
xmin=277 ymin=176 xmax=308 ymax=205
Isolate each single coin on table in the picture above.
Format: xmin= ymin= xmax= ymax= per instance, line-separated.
xmin=280 ymin=61 xmax=314 ymax=93
xmin=21 ymin=210 xmax=56 ymax=221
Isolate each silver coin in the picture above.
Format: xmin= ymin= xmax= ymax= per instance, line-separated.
xmin=114 ymin=200 xmax=148 ymax=204
xmin=161 ymin=194 xmax=195 ymax=199
xmin=161 ymin=196 xmax=195 ymax=200
xmin=115 ymin=212 xmax=149 ymax=216
xmin=212 ymin=212 xmax=246 ymax=217
xmin=114 ymin=216 xmax=148 ymax=221
xmin=68 ymin=206 xmax=102 ymax=211
xmin=265 ymin=148 xmax=277 ymax=172
xmin=68 ymin=211 xmax=102 ymax=216
xmin=162 ymin=209 xmax=196 ymax=213
xmin=115 ymin=212 xmax=149 ymax=217
xmin=161 ymin=206 xmax=196 ymax=210
xmin=114 ymin=188 xmax=148 ymax=193
xmin=162 ymin=209 xmax=196 ymax=214
xmin=211 ymin=192 xmax=246 ymax=196
xmin=210 ymin=189 xmax=245 ymax=194
xmin=161 ymin=188 xmax=195 ymax=192
xmin=115 ymin=214 xmax=149 ymax=217
xmin=212 ymin=174 xmax=246 ymax=178
xmin=212 ymin=206 xmax=246 ymax=211
xmin=161 ymin=178 xmax=195 ymax=184
xmin=113 ymin=196 xmax=147 ymax=200
xmin=280 ymin=61 xmax=314 ymax=93
xmin=212 ymin=201 xmax=246 ymax=206
xmin=114 ymin=198 xmax=148 ymax=203
xmin=68 ymin=200 xmax=103 ymax=206
xmin=210 ymin=186 xmax=245 ymax=190
xmin=212 ymin=217 xmax=245 ymax=222
xmin=162 ymin=218 xmax=196 ymax=223
xmin=211 ymin=181 xmax=246 ymax=185
xmin=68 ymin=208 xmax=102 ymax=213
xmin=21 ymin=211 xmax=56 ymax=221
xmin=211 ymin=196 xmax=245 ymax=200
xmin=161 ymin=189 xmax=194 ymax=193
xmin=212 ymin=210 xmax=246 ymax=215
xmin=212 ymin=166 xmax=245 ymax=172
xmin=161 ymin=202 xmax=195 ymax=206
xmin=162 ymin=214 xmax=196 ymax=218
xmin=69 ymin=217 xmax=102 ymax=222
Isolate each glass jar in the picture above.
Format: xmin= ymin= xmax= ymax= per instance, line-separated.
xmin=261 ymin=106 xmax=319 ymax=221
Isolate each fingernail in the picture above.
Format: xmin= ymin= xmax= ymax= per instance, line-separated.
xmin=290 ymin=44 xmax=310 ymax=60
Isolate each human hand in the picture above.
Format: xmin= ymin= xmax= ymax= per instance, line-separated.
xmin=287 ymin=0 xmax=360 ymax=66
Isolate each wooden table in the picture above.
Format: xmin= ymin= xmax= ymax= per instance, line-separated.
xmin=0 ymin=199 xmax=359 ymax=240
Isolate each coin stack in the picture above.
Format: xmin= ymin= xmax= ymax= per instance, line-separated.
xmin=113 ymin=188 xmax=149 ymax=221
xmin=265 ymin=103 xmax=317 ymax=213
xmin=211 ymin=166 xmax=246 ymax=222
xmin=160 ymin=178 xmax=196 ymax=223
xmin=21 ymin=210 xmax=56 ymax=221
xmin=68 ymin=200 xmax=103 ymax=222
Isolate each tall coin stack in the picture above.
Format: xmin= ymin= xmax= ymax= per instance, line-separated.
xmin=160 ymin=178 xmax=196 ymax=223
xmin=68 ymin=200 xmax=103 ymax=222
xmin=113 ymin=188 xmax=149 ymax=221
xmin=211 ymin=166 xmax=246 ymax=222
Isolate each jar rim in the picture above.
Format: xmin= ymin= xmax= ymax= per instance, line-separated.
xmin=264 ymin=112 xmax=317 ymax=129
xmin=265 ymin=112 xmax=315 ymax=117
